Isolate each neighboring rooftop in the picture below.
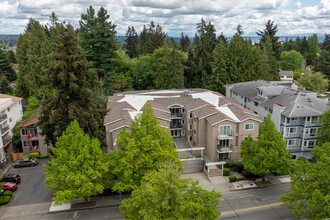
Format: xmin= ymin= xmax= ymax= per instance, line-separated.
xmin=279 ymin=70 xmax=294 ymax=76
xmin=104 ymin=89 xmax=261 ymax=131
xmin=0 ymin=94 xmax=23 ymax=104
xmin=18 ymin=108 xmax=41 ymax=128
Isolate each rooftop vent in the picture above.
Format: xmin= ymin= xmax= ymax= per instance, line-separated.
xmin=183 ymin=90 xmax=189 ymax=96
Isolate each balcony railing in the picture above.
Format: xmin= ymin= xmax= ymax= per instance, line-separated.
xmin=0 ymin=114 xmax=7 ymax=124
xmin=29 ymin=146 xmax=40 ymax=152
xmin=1 ymin=125 xmax=9 ymax=134
xmin=171 ymin=112 xmax=183 ymax=118
xmin=217 ymin=131 xmax=234 ymax=140
xmin=2 ymin=136 xmax=11 ymax=146
xmin=28 ymin=133 xmax=38 ymax=138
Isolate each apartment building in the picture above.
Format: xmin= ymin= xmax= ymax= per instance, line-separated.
xmin=17 ymin=108 xmax=51 ymax=156
xmin=104 ymin=89 xmax=261 ymax=164
xmin=0 ymin=94 xmax=23 ymax=161
xmin=226 ymin=80 xmax=329 ymax=159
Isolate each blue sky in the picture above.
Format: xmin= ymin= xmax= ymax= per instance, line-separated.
xmin=0 ymin=0 xmax=329 ymax=37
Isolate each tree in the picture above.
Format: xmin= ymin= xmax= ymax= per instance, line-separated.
xmin=0 ymin=76 xmax=12 ymax=94
xmin=240 ymin=115 xmax=292 ymax=176
xmin=146 ymin=21 xmax=167 ymax=54
xmin=257 ymin=20 xmax=281 ymax=60
xmin=7 ymin=50 xmax=17 ymax=64
xmin=261 ymin=35 xmax=279 ymax=80
xmin=180 ymin=32 xmax=191 ymax=52
xmin=44 ymin=120 xmax=110 ymax=205
xmin=297 ymin=70 xmax=329 ymax=94
xmin=218 ymin=32 xmax=228 ymax=45
xmin=151 ymin=46 xmax=186 ymax=89
xmin=308 ymin=34 xmax=320 ymax=53
xmin=0 ymin=45 xmax=15 ymax=82
xmin=280 ymin=50 xmax=303 ymax=71
xmin=313 ymin=34 xmax=330 ymax=81
xmin=317 ymin=109 xmax=330 ymax=146
xmin=236 ymin=24 xmax=244 ymax=36
xmin=120 ymin=162 xmax=221 ymax=220
xmin=109 ymin=103 xmax=181 ymax=192
xmin=79 ymin=5 xmax=118 ymax=95
xmin=280 ymin=143 xmax=330 ymax=219
xmin=299 ymin=36 xmax=308 ymax=55
xmin=38 ymin=23 xmax=107 ymax=145
xmin=123 ymin=26 xmax=139 ymax=58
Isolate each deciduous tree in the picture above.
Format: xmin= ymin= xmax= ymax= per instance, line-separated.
xmin=298 ymin=70 xmax=329 ymax=94
xmin=317 ymin=109 xmax=330 ymax=146
xmin=240 ymin=115 xmax=292 ymax=176
xmin=44 ymin=120 xmax=110 ymax=205
xmin=280 ymin=143 xmax=330 ymax=219
xmin=120 ymin=162 xmax=221 ymax=220
xmin=109 ymin=103 xmax=181 ymax=192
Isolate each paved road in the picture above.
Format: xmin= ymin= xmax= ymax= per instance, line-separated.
xmin=6 ymin=158 xmax=53 ymax=206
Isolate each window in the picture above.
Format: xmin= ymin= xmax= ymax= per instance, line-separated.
xmin=292 ymin=155 xmax=296 ymax=159
xmin=219 ymin=153 xmax=229 ymax=160
xmin=29 ymin=127 xmax=38 ymax=136
xmin=254 ymin=102 xmax=258 ymax=107
xmin=181 ymin=108 xmax=185 ymax=114
xmin=9 ymin=118 xmax=12 ymax=123
xmin=309 ymin=128 xmax=317 ymax=136
xmin=188 ymin=124 xmax=192 ymax=130
xmin=218 ymin=139 xmax=230 ymax=148
xmin=287 ymin=139 xmax=296 ymax=146
xmin=287 ymin=127 xmax=297 ymax=134
xmin=7 ymin=107 xmax=10 ymax=112
xmin=219 ymin=125 xmax=231 ymax=136
xmin=269 ymin=109 xmax=273 ymax=114
xmin=244 ymin=123 xmax=254 ymax=130
xmin=23 ymin=141 xmax=28 ymax=148
xmin=308 ymin=140 xmax=316 ymax=148
xmin=193 ymin=141 xmax=196 ymax=146
xmin=248 ymin=99 xmax=250 ymax=103
xmin=31 ymin=141 xmax=38 ymax=147
xmin=189 ymin=135 xmax=193 ymax=141
xmin=311 ymin=116 xmax=319 ymax=124
xmin=182 ymin=119 xmax=185 ymax=125
xmin=181 ymin=130 xmax=185 ymax=136
xmin=265 ymin=107 xmax=268 ymax=111
xmin=21 ymin=128 xmax=27 ymax=136
xmin=193 ymin=115 xmax=197 ymax=123
xmin=287 ymin=118 xmax=290 ymax=124
xmin=291 ymin=117 xmax=298 ymax=121
xmin=193 ymin=129 xmax=197 ymax=136
xmin=189 ymin=112 xmax=193 ymax=119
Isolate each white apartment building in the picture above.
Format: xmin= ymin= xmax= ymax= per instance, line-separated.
xmin=226 ymin=80 xmax=329 ymax=160
xmin=0 ymin=94 xmax=23 ymax=161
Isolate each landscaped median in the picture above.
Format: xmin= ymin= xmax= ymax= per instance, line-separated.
xmin=0 ymin=190 xmax=13 ymax=206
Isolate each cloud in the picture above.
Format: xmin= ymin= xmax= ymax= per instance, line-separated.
xmin=295 ymin=1 xmax=301 ymax=9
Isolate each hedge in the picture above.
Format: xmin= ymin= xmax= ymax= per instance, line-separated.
xmin=1 ymin=191 xmax=12 ymax=196
xmin=223 ymin=167 xmax=231 ymax=176
xmin=0 ymin=196 xmax=11 ymax=205
xmin=23 ymin=152 xmax=40 ymax=159
xmin=229 ymin=176 xmax=237 ymax=182
xmin=224 ymin=160 xmax=244 ymax=173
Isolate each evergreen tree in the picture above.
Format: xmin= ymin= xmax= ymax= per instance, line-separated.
xmin=7 ymin=50 xmax=17 ymax=64
xmin=146 ymin=21 xmax=167 ymax=54
xmin=313 ymin=34 xmax=330 ymax=81
xmin=299 ymin=36 xmax=308 ymax=55
xmin=236 ymin=24 xmax=244 ymax=36
xmin=79 ymin=5 xmax=118 ymax=95
xmin=123 ymin=26 xmax=139 ymax=58
xmin=280 ymin=143 xmax=330 ymax=219
xmin=257 ymin=20 xmax=281 ymax=60
xmin=317 ymin=109 xmax=330 ymax=146
xmin=282 ymin=37 xmax=294 ymax=51
xmin=0 ymin=76 xmax=12 ymax=94
xmin=218 ymin=32 xmax=228 ymax=45
xmin=240 ymin=115 xmax=292 ymax=176
xmin=120 ymin=162 xmax=221 ymax=220
xmin=262 ymin=35 xmax=279 ymax=80
xmin=109 ymin=103 xmax=181 ymax=192
xmin=308 ymin=34 xmax=320 ymax=53
xmin=180 ymin=32 xmax=191 ymax=52
xmin=44 ymin=120 xmax=110 ymax=205
xmin=0 ymin=45 xmax=15 ymax=82
xmin=38 ymin=23 xmax=107 ymax=145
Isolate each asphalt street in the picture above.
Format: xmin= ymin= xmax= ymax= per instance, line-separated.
xmin=6 ymin=158 xmax=54 ymax=206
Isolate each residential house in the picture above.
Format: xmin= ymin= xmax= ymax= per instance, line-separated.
xmin=17 ymin=108 xmax=52 ymax=156
xmin=279 ymin=70 xmax=293 ymax=81
xmin=104 ymin=89 xmax=261 ymax=174
xmin=226 ymin=80 xmax=329 ymax=159
xmin=0 ymin=94 xmax=23 ymax=162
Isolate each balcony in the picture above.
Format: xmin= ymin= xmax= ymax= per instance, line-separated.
xmin=2 ymin=136 xmax=11 ymax=146
xmin=28 ymin=133 xmax=39 ymax=140
xmin=1 ymin=125 xmax=9 ymax=135
xmin=0 ymin=114 xmax=7 ymax=124
xmin=217 ymin=131 xmax=234 ymax=140
xmin=29 ymin=146 xmax=40 ymax=153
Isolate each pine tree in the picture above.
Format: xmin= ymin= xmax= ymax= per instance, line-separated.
xmin=299 ymin=36 xmax=308 ymax=55
xmin=38 ymin=23 xmax=107 ymax=145
xmin=236 ymin=24 xmax=244 ymax=36
xmin=180 ymin=32 xmax=191 ymax=52
xmin=261 ymin=35 xmax=279 ymax=80
xmin=0 ymin=76 xmax=12 ymax=94
xmin=79 ymin=5 xmax=118 ymax=95
xmin=218 ymin=32 xmax=228 ymax=45
xmin=0 ymin=45 xmax=15 ymax=82
xmin=313 ymin=34 xmax=330 ymax=81
xmin=123 ymin=26 xmax=139 ymax=58
xmin=257 ymin=20 xmax=281 ymax=60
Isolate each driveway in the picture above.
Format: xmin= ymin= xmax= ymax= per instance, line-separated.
xmin=5 ymin=158 xmax=53 ymax=206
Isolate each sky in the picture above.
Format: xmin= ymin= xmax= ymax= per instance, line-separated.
xmin=0 ymin=0 xmax=329 ymax=37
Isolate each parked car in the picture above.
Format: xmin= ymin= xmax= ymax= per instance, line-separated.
xmin=2 ymin=182 xmax=17 ymax=191
xmin=0 ymin=174 xmax=21 ymax=184
xmin=13 ymin=158 xmax=39 ymax=168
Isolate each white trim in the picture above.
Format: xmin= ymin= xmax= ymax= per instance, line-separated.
xmin=157 ymin=117 xmax=171 ymax=122
xmin=176 ymin=147 xmax=205 ymax=152
xmin=104 ymin=118 xmax=123 ymax=126
xmin=122 ymin=108 xmax=136 ymax=111
xmin=211 ymin=119 xmax=237 ymax=126
xmin=218 ymin=125 xmax=231 ymax=136
xmin=167 ymin=104 xmax=184 ymax=108
xmin=205 ymin=161 xmax=226 ymax=166
xmin=188 ymin=104 xmax=209 ymax=113
xmin=199 ymin=112 xmax=218 ymax=119
xmin=287 ymin=139 xmax=296 ymax=146
xmin=109 ymin=125 xmax=129 ymax=133
xmin=240 ymin=117 xmax=262 ymax=123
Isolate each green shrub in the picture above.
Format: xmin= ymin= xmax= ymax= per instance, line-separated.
xmin=23 ymin=152 xmax=40 ymax=159
xmin=38 ymin=154 xmax=49 ymax=158
xmin=229 ymin=176 xmax=237 ymax=182
xmin=1 ymin=191 xmax=12 ymax=196
xmin=223 ymin=168 xmax=231 ymax=176
xmin=224 ymin=160 xmax=244 ymax=173
xmin=0 ymin=196 xmax=11 ymax=205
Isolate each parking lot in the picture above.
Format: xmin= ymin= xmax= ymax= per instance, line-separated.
xmin=5 ymin=158 xmax=53 ymax=206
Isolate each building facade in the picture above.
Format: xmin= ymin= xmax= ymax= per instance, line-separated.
xmin=0 ymin=94 xmax=23 ymax=161
xmin=104 ymin=89 xmax=261 ymax=163
xmin=226 ymin=80 xmax=329 ymax=159
xmin=17 ymin=108 xmax=51 ymax=156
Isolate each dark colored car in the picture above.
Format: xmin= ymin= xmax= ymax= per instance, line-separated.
xmin=2 ymin=182 xmax=17 ymax=191
xmin=1 ymin=174 xmax=21 ymax=184
xmin=13 ymin=158 xmax=39 ymax=168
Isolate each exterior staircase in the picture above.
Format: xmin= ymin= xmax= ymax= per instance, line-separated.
xmin=208 ymin=168 xmax=222 ymax=177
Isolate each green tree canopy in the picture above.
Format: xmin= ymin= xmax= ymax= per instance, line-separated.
xmin=240 ymin=114 xmax=292 ymax=176
xmin=44 ymin=120 xmax=110 ymax=205
xmin=120 ymin=162 xmax=221 ymax=220
xmin=308 ymin=34 xmax=320 ymax=53
xmin=38 ymin=23 xmax=106 ymax=145
xmin=256 ymin=20 xmax=281 ymax=60
xmin=0 ymin=76 xmax=12 ymax=94
xmin=0 ymin=45 xmax=15 ymax=82
xmin=109 ymin=103 xmax=181 ymax=193
xmin=313 ymin=34 xmax=330 ymax=81
xmin=280 ymin=50 xmax=303 ymax=71
xmin=317 ymin=109 xmax=330 ymax=146
xmin=180 ymin=32 xmax=191 ymax=52
xmin=79 ymin=5 xmax=118 ymax=95
xmin=297 ymin=70 xmax=329 ymax=94
xmin=280 ymin=143 xmax=330 ymax=219
xmin=123 ymin=26 xmax=139 ymax=58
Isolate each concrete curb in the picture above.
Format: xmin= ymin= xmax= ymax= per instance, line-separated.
xmin=48 ymin=202 xmax=121 ymax=214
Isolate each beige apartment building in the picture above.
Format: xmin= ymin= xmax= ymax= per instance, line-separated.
xmin=104 ymin=89 xmax=261 ymax=166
